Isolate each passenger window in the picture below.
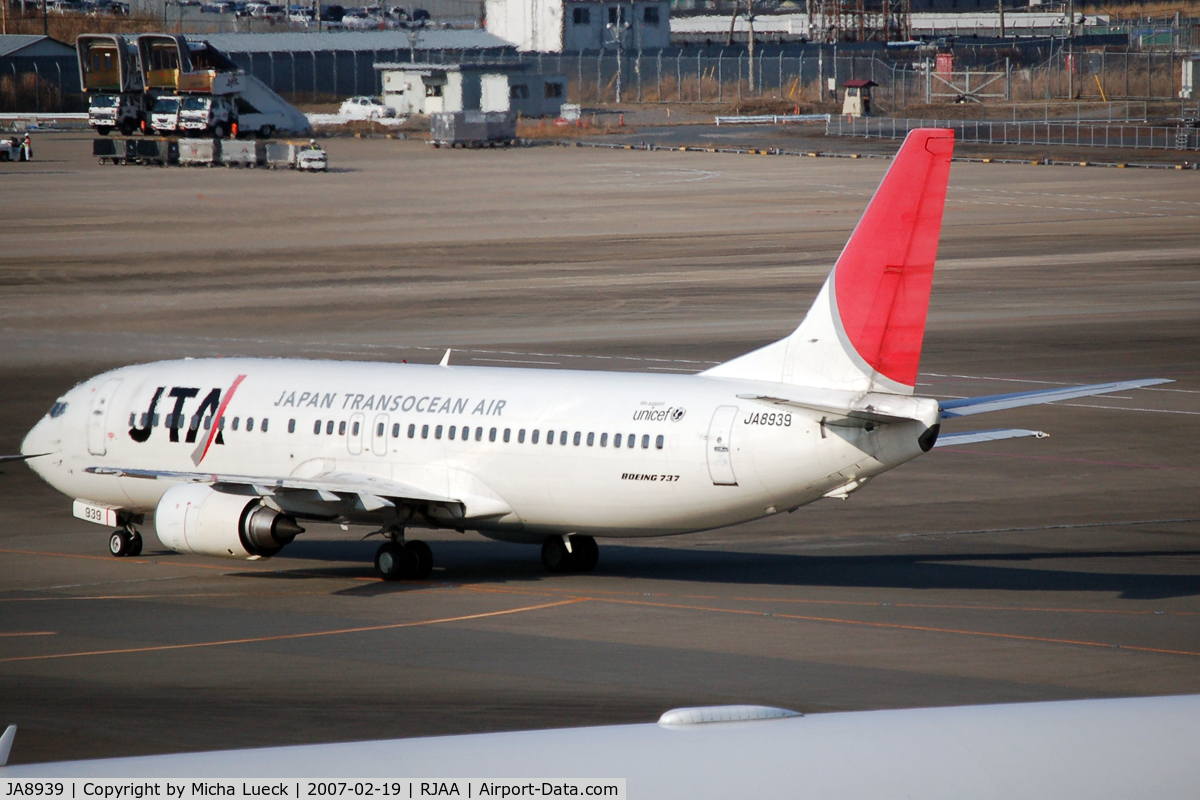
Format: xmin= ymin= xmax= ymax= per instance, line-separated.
xmin=518 ymin=429 xmax=525 ymax=443
xmin=351 ymin=421 xmax=359 ymax=436
xmin=204 ymin=416 xmax=212 ymax=430
xmin=232 ymin=417 xmax=241 ymax=431
xmin=449 ymin=425 xmax=457 ymax=440
xmin=129 ymin=413 xmax=136 ymax=427
xmin=532 ymin=430 xmax=540 ymax=444
xmin=656 ymin=434 xmax=664 ymax=449
xmin=573 ymin=432 xmax=581 ymax=446
xmin=377 ymin=422 xmax=384 ymax=437
xmin=642 ymin=434 xmax=650 ymax=449
xmin=476 ymin=427 xmax=484 ymax=442
xmin=392 ymin=423 xmax=400 ymax=438
xmin=288 ymin=419 xmax=295 ymax=433
xmin=628 ymin=434 xmax=635 ymax=448
xmin=435 ymin=425 xmax=443 ymax=439
xmin=489 ymin=427 xmax=497 ymax=442
xmin=547 ymin=430 xmax=554 ymax=445
xmin=261 ymin=419 xmax=269 ymax=432
xmin=326 ymin=420 xmax=334 ymax=435
xmin=613 ymin=433 xmax=622 ymax=448
xmin=408 ymin=424 xmax=416 ymax=438
xmin=560 ymin=431 xmax=568 ymax=445
xmin=314 ymin=420 xmax=322 ymax=434
xmin=600 ymin=433 xmax=608 ymax=447
xmin=587 ymin=432 xmax=594 ymax=446
xmin=421 ymin=424 xmax=429 ymax=439
xmin=246 ymin=417 xmax=254 ymax=431
xmin=503 ymin=428 xmax=511 ymax=442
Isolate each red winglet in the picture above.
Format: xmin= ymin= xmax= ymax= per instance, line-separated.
xmin=832 ymin=129 xmax=954 ymax=389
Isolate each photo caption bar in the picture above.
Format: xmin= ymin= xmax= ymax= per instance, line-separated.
xmin=2 ymin=780 xmax=626 ymax=800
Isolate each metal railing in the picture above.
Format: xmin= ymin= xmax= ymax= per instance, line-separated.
xmin=827 ymin=115 xmax=1200 ymax=151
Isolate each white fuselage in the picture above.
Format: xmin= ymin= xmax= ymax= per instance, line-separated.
xmin=23 ymin=358 xmax=932 ymax=544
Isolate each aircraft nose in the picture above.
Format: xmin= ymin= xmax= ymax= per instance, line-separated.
xmin=21 ymin=415 xmax=58 ymax=463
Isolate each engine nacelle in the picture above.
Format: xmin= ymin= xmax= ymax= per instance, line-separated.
xmin=155 ymin=483 xmax=303 ymax=559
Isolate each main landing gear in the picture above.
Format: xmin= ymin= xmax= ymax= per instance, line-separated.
xmin=542 ymin=535 xmax=598 ymax=574
xmin=109 ymin=525 xmax=143 ymax=557
xmin=374 ymin=530 xmax=434 ymax=582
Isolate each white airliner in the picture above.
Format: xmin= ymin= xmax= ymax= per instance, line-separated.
xmin=14 ymin=129 xmax=1168 ymax=580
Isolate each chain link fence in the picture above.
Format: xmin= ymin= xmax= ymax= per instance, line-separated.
xmin=522 ymin=48 xmax=1190 ymax=109
xmin=827 ymin=115 xmax=1200 ymax=151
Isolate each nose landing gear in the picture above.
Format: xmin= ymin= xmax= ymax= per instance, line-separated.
xmin=109 ymin=525 xmax=143 ymax=558
xmin=374 ymin=529 xmax=434 ymax=581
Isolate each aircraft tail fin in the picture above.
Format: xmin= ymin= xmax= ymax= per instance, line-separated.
xmin=703 ymin=129 xmax=955 ymax=395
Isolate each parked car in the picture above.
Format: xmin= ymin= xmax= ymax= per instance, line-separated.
xmin=339 ymin=95 xmax=395 ymax=120
xmin=319 ymin=3 xmax=344 ymax=20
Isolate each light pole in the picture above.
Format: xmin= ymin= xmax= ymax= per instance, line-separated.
xmin=605 ymin=5 xmax=631 ymax=103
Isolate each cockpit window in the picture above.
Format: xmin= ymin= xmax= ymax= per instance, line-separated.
xmin=49 ymin=402 xmax=68 ymax=418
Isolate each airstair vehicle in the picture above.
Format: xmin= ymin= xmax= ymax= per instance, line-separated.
xmin=77 ymin=33 xmax=310 ymax=139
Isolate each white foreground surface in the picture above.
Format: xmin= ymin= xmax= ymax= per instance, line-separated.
xmin=5 ymin=696 xmax=1199 ymax=799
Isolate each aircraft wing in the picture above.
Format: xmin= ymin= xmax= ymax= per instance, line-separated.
xmin=933 ymin=428 xmax=1048 ymax=447
xmin=85 ymin=465 xmax=513 ymax=525
xmin=939 ymin=378 xmax=1172 ymax=418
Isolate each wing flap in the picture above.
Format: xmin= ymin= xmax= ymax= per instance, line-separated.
xmin=939 ymin=379 xmax=1172 ymax=418
xmin=934 ymin=428 xmax=1049 ymax=447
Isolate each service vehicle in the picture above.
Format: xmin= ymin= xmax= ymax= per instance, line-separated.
xmin=88 ymin=93 xmax=143 ymax=136
xmin=178 ymin=94 xmax=237 ymax=137
xmin=149 ymin=95 xmax=184 ymax=134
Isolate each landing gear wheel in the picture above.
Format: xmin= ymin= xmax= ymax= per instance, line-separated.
xmin=109 ymin=529 xmax=132 ymax=557
xmin=375 ymin=541 xmax=415 ymax=581
xmin=541 ymin=537 xmax=571 ymax=573
xmin=405 ymin=540 xmax=433 ymax=580
xmin=126 ymin=531 xmax=143 ymax=557
xmin=571 ymin=535 xmax=598 ymax=572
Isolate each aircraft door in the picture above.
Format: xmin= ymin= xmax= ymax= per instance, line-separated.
xmin=87 ymin=379 xmax=122 ymax=456
xmin=372 ymin=414 xmax=389 ymax=456
xmin=706 ymin=406 xmax=739 ymax=486
xmin=348 ymin=412 xmax=365 ymax=455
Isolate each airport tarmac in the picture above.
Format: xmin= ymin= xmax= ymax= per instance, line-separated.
xmin=0 ymin=132 xmax=1198 ymax=765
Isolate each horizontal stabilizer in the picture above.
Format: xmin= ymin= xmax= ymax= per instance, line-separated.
xmin=934 ymin=428 xmax=1048 ymax=447
xmin=940 ymin=379 xmax=1172 ymax=418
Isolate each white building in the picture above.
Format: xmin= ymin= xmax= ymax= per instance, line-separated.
xmin=485 ymin=0 xmax=670 ymax=53
xmin=376 ymin=62 xmax=567 ymax=117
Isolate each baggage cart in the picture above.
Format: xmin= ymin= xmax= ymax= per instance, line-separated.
xmin=179 ymin=138 xmax=221 ymax=166
xmin=220 ymin=139 xmax=265 ymax=167
xmin=430 ymin=111 xmax=517 ymax=148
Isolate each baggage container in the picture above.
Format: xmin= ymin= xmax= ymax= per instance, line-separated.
xmin=430 ymin=111 xmax=516 ymax=147
xmin=220 ymin=138 xmax=265 ymax=167
xmin=265 ymin=141 xmax=298 ymax=169
xmin=93 ymin=138 xmax=120 ymax=163
xmin=132 ymin=137 xmax=178 ymax=166
xmin=179 ymin=138 xmax=220 ymax=166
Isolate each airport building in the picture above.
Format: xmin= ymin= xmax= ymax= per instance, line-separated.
xmin=0 ymin=35 xmax=82 ymax=102
xmin=197 ymin=30 xmax=518 ymax=98
xmin=485 ymin=0 xmax=671 ymax=52
xmin=376 ymin=61 xmax=566 ymax=115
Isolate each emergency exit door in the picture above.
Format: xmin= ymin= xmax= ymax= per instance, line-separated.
xmin=706 ymin=406 xmax=739 ymax=486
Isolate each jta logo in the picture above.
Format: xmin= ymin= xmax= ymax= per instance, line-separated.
xmin=128 ymin=375 xmax=246 ymax=465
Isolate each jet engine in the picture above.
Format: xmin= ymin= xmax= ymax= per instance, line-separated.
xmin=155 ymin=483 xmax=303 ymax=559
